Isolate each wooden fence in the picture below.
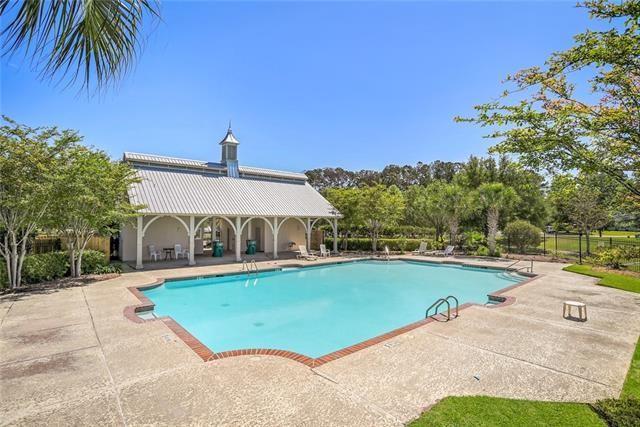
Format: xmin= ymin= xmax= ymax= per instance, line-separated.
xmin=31 ymin=234 xmax=110 ymax=257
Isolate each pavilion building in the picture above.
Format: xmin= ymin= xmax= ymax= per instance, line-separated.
xmin=119 ymin=126 xmax=339 ymax=269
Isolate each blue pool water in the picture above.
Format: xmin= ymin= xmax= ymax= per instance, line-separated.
xmin=143 ymin=260 xmax=523 ymax=358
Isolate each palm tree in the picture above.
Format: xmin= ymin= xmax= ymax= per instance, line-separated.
xmin=440 ymin=183 xmax=473 ymax=247
xmin=0 ymin=0 xmax=159 ymax=90
xmin=476 ymin=183 xmax=519 ymax=256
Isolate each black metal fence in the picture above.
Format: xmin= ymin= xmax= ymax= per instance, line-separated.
xmin=504 ymin=233 xmax=640 ymax=272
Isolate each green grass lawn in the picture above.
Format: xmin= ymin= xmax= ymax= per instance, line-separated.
xmin=409 ymin=265 xmax=640 ymax=426
xmin=562 ymin=264 xmax=640 ymax=293
xmin=596 ymin=230 xmax=640 ymax=238
xmin=622 ymin=336 xmax=640 ymax=399
xmin=408 ymin=396 xmax=604 ymax=427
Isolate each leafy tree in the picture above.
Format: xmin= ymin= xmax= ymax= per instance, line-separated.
xmin=0 ymin=0 xmax=159 ymax=90
xmin=405 ymin=182 xmax=448 ymax=242
xmin=476 ymin=183 xmax=519 ymax=256
xmin=549 ymin=175 xmax=611 ymax=254
xmin=0 ymin=118 xmax=75 ymax=288
xmin=324 ymin=187 xmax=362 ymax=250
xmin=459 ymin=0 xmax=640 ymax=199
xmin=548 ymin=174 xmax=628 ymax=244
xmin=568 ymin=189 xmax=610 ymax=255
xmin=50 ymin=146 xmax=139 ymax=277
xmin=358 ymin=185 xmax=405 ymax=251
xmin=504 ymin=220 xmax=542 ymax=253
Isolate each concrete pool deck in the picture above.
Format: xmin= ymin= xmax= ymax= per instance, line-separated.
xmin=1 ymin=256 xmax=639 ymax=426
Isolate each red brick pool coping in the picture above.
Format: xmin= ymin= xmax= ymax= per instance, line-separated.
xmin=123 ymin=258 xmax=542 ymax=368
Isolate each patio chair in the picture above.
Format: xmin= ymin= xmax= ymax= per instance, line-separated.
xmin=319 ymin=244 xmax=331 ymax=258
xmin=148 ymin=244 xmax=161 ymax=261
xmin=412 ymin=242 xmax=428 ymax=255
xmin=381 ymin=245 xmax=391 ymax=259
xmin=297 ymin=245 xmax=317 ymax=260
xmin=174 ymin=244 xmax=189 ymax=260
xmin=426 ymin=245 xmax=455 ymax=257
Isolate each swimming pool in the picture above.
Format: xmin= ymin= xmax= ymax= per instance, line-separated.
xmin=142 ymin=260 xmax=525 ymax=359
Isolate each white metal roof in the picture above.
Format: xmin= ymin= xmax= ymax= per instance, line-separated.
xmin=123 ymin=152 xmax=308 ymax=181
xmin=128 ymin=166 xmax=338 ymax=218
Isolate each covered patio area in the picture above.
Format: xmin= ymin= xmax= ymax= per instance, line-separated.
xmin=124 ymin=247 xmax=300 ymax=271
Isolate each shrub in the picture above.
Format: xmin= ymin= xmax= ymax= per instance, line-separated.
xmin=93 ymin=263 xmax=123 ymax=274
xmin=80 ymin=250 xmax=109 ymax=274
xmin=504 ymin=220 xmax=542 ymax=254
xmin=396 ymin=237 xmax=408 ymax=253
xmin=324 ymin=237 xmax=435 ymax=252
xmin=462 ymin=231 xmax=486 ymax=254
xmin=592 ymin=397 xmax=640 ymax=427
xmin=21 ymin=252 xmax=69 ymax=284
xmin=590 ymin=246 xmax=640 ymax=270
xmin=475 ymin=245 xmax=490 ymax=257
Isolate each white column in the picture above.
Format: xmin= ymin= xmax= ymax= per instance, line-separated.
xmin=247 ymin=218 xmax=252 ymax=239
xmin=272 ymin=217 xmax=279 ymax=259
xmin=136 ymin=216 xmax=144 ymax=269
xmin=333 ymin=218 xmax=338 ymax=254
xmin=188 ymin=216 xmax=196 ymax=266
xmin=235 ymin=216 xmax=242 ymax=262
xmin=306 ymin=218 xmax=312 ymax=251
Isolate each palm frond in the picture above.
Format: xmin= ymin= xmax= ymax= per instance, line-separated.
xmin=0 ymin=0 xmax=159 ymax=90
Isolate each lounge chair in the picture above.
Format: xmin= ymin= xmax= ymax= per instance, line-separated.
xmin=297 ymin=245 xmax=318 ymax=260
xmin=412 ymin=242 xmax=428 ymax=255
xmin=380 ymin=245 xmax=390 ymax=259
xmin=148 ymin=244 xmax=161 ymax=261
xmin=174 ymin=243 xmax=189 ymax=259
xmin=319 ymin=244 xmax=331 ymax=258
xmin=426 ymin=245 xmax=455 ymax=257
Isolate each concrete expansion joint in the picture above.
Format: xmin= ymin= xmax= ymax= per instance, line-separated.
xmin=0 ymin=301 xmax=15 ymax=327
xmin=310 ymin=368 xmax=339 ymax=384
xmin=423 ymin=329 xmax=617 ymax=390
xmin=311 ymin=369 xmax=404 ymax=426
xmin=81 ymin=288 xmax=128 ymax=427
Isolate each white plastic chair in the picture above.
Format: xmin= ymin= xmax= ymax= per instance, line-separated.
xmin=174 ymin=244 xmax=189 ymax=259
xmin=148 ymin=245 xmax=161 ymax=261
xmin=319 ymin=244 xmax=331 ymax=257
xmin=412 ymin=242 xmax=428 ymax=255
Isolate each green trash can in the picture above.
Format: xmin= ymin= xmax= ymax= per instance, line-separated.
xmin=213 ymin=241 xmax=224 ymax=257
xmin=245 ymin=240 xmax=257 ymax=255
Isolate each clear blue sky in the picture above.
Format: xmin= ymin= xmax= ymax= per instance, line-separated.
xmin=1 ymin=1 xmax=595 ymax=172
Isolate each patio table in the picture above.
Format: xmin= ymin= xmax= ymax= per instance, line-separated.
xmin=162 ymin=247 xmax=174 ymax=260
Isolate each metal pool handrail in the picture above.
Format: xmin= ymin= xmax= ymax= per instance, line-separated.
xmin=241 ymin=259 xmax=259 ymax=276
xmin=425 ymin=295 xmax=459 ymax=321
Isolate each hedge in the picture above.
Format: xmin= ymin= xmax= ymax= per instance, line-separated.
xmin=1 ymin=249 xmax=112 ymax=288
xmin=324 ymin=237 xmax=442 ymax=252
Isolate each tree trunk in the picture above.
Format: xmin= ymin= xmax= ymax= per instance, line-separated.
xmin=585 ymin=227 xmax=591 ymax=256
xmin=487 ymin=207 xmax=499 ymax=256
xmin=75 ymin=236 xmax=91 ymax=277
xmin=10 ymin=233 xmax=19 ymax=288
xmin=372 ymin=229 xmax=378 ymax=252
xmin=17 ymin=236 xmax=27 ymax=287
xmin=448 ymin=219 xmax=459 ymax=247
xmin=68 ymin=240 xmax=77 ymax=278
